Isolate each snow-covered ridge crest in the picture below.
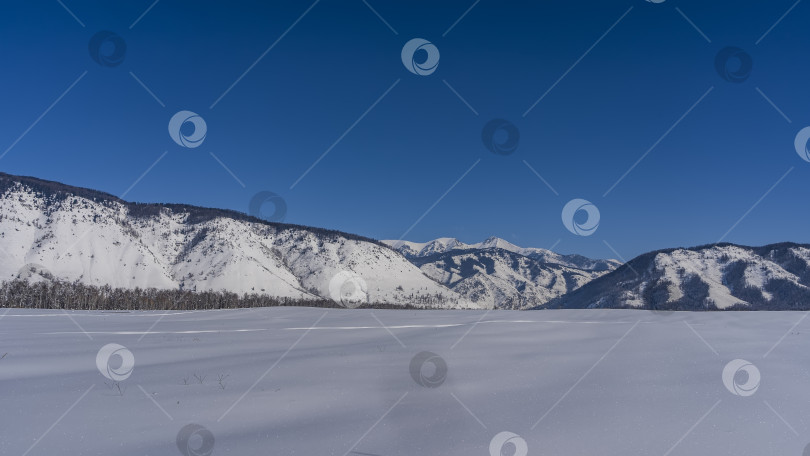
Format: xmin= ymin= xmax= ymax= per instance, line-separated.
xmin=412 ymin=248 xmax=613 ymax=310
xmin=545 ymin=243 xmax=810 ymax=311
xmin=0 ymin=173 xmax=477 ymax=309
xmin=383 ymin=236 xmax=622 ymax=309
xmin=383 ymin=236 xmax=621 ymax=271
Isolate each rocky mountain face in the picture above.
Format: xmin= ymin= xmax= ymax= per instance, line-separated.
xmin=410 ymin=248 xmax=610 ymax=310
xmin=0 ymin=173 xmax=476 ymax=309
xmin=383 ymin=237 xmax=620 ymax=309
xmin=384 ymin=237 xmax=621 ymax=271
xmin=541 ymin=243 xmax=810 ymax=311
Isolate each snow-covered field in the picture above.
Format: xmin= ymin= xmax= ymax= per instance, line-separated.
xmin=2 ymin=307 xmax=809 ymax=455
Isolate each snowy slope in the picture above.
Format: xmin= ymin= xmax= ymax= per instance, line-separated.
xmin=382 ymin=237 xmax=619 ymax=309
xmin=412 ymin=248 xmax=609 ymax=309
xmin=383 ymin=236 xmax=621 ymax=271
xmin=0 ymin=173 xmax=475 ymax=308
xmin=544 ymin=243 xmax=810 ymax=310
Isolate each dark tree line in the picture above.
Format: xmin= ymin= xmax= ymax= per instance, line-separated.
xmin=0 ymin=279 xmax=456 ymax=311
xmin=0 ymin=279 xmax=338 ymax=310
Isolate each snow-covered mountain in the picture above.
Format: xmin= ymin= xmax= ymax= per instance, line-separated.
xmin=542 ymin=243 xmax=810 ymax=310
xmin=382 ymin=237 xmax=620 ymax=309
xmin=383 ymin=237 xmax=621 ymax=271
xmin=410 ymin=248 xmax=611 ymax=309
xmin=0 ymin=173 xmax=477 ymax=309
xmin=5 ymin=173 xmax=806 ymax=311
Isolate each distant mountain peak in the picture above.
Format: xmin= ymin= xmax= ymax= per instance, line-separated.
xmin=382 ymin=237 xmax=620 ymax=270
xmin=381 ymin=236 xmax=623 ymax=309
xmin=479 ymin=236 xmax=518 ymax=250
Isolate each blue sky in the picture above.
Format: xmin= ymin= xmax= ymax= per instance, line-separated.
xmin=1 ymin=0 xmax=808 ymax=259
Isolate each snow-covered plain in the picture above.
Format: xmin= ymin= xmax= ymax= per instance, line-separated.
xmin=2 ymin=307 xmax=809 ymax=455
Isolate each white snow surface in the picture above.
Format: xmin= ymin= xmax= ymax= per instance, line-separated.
xmin=1 ymin=307 xmax=807 ymax=455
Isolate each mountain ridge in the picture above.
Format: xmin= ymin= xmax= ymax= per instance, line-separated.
xmin=383 ymin=236 xmax=621 ymax=272
xmin=539 ymin=242 xmax=810 ymax=311
xmin=0 ymin=172 xmax=386 ymax=246
xmin=0 ymin=172 xmax=474 ymax=309
xmin=2 ymin=172 xmax=808 ymax=311
xmin=409 ymin=247 xmax=612 ymax=309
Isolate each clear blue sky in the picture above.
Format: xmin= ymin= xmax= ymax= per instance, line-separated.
xmin=1 ymin=0 xmax=808 ymax=259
